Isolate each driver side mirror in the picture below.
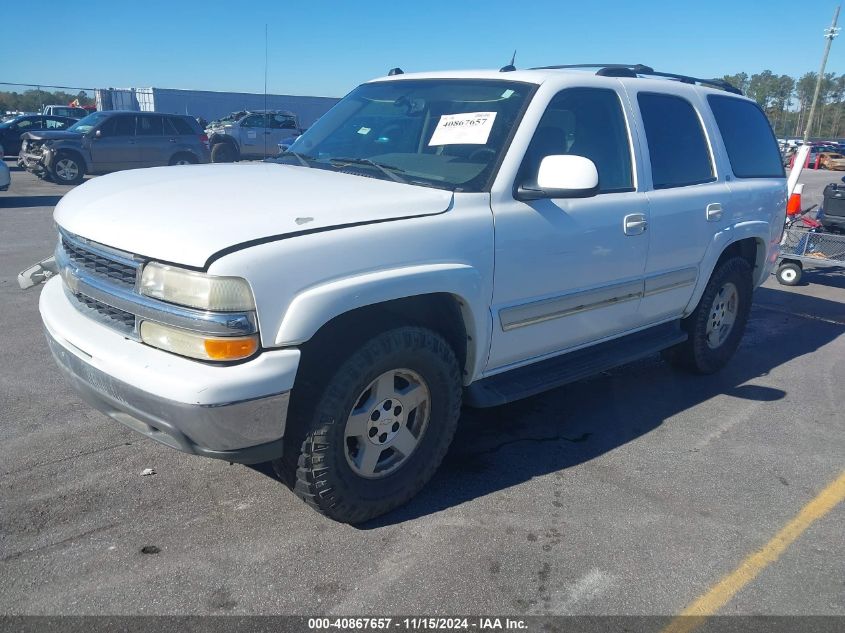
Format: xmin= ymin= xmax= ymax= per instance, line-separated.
xmin=515 ymin=155 xmax=599 ymax=201
xmin=93 ymin=129 xmax=102 ymax=139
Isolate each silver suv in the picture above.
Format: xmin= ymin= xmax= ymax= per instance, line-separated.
xmin=19 ymin=111 xmax=211 ymax=184
xmin=207 ymin=110 xmax=302 ymax=162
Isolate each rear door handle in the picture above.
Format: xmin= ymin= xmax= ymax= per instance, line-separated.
xmin=624 ymin=213 xmax=648 ymax=236
xmin=706 ymin=203 xmax=723 ymax=221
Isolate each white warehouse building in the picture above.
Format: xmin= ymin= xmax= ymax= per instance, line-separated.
xmin=95 ymin=87 xmax=340 ymax=128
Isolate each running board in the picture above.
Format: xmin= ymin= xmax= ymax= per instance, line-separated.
xmin=465 ymin=321 xmax=687 ymax=408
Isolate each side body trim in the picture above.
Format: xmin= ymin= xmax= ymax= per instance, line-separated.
xmin=499 ymin=268 xmax=698 ymax=332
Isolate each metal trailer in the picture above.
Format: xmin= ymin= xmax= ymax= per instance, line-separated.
xmin=776 ymin=228 xmax=845 ymax=285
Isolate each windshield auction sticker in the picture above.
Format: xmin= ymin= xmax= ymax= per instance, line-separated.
xmin=428 ymin=112 xmax=497 ymax=145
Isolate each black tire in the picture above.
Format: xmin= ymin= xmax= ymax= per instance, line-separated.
xmin=211 ymin=142 xmax=237 ymax=163
xmin=275 ymin=326 xmax=462 ymax=523
xmin=663 ymin=257 xmax=753 ymax=375
xmin=776 ymin=262 xmax=802 ymax=286
xmin=51 ymin=152 xmax=85 ymax=185
xmin=169 ymin=152 xmax=198 ymax=166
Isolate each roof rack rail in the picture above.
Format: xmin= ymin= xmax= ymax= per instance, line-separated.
xmin=527 ymin=64 xmax=743 ymax=95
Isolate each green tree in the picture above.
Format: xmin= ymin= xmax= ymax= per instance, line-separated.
xmin=747 ymin=70 xmax=777 ymax=110
xmin=794 ymin=72 xmax=817 ymax=136
xmin=722 ymin=72 xmax=750 ymax=93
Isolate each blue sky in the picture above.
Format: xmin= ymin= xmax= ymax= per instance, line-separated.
xmin=3 ymin=0 xmax=843 ymax=98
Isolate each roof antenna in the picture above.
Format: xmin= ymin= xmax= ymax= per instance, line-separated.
xmin=500 ymin=50 xmax=516 ymax=72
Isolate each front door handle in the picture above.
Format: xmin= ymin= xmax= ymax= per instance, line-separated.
xmin=706 ymin=203 xmax=723 ymax=221
xmin=624 ymin=213 xmax=648 ymax=236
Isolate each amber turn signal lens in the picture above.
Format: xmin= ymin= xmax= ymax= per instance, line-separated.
xmin=140 ymin=321 xmax=259 ymax=361
xmin=204 ymin=336 xmax=259 ymax=360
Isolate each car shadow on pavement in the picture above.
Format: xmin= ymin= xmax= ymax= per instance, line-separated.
xmin=0 ymin=195 xmax=63 ymax=208
xmin=251 ymin=288 xmax=844 ymax=527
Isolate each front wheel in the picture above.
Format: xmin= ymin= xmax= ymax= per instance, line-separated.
xmin=663 ymin=257 xmax=753 ymax=374
xmin=51 ymin=153 xmax=85 ymax=185
xmin=210 ymin=142 xmax=237 ymax=163
xmin=276 ymin=327 xmax=462 ymax=523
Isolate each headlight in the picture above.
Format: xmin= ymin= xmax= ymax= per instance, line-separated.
xmin=140 ymin=262 xmax=255 ymax=311
xmin=140 ymin=321 xmax=258 ymax=361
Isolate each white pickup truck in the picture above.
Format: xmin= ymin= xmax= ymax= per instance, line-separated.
xmin=25 ymin=64 xmax=786 ymax=523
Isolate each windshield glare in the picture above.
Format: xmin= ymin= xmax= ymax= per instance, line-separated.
xmin=285 ymin=79 xmax=533 ymax=192
xmin=68 ymin=111 xmax=111 ymax=134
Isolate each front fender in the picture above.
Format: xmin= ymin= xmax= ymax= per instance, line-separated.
xmin=275 ymin=263 xmax=488 ymax=383
xmin=683 ymin=220 xmax=774 ymax=316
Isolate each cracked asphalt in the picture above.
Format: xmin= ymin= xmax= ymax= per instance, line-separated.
xmin=1 ymin=161 xmax=843 ymax=616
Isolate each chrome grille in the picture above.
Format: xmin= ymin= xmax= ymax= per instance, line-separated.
xmin=56 ymin=228 xmax=258 ymax=340
xmin=61 ymin=236 xmax=138 ymax=288
xmin=69 ymin=291 xmax=136 ymax=336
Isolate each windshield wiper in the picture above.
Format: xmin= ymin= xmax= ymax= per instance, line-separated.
xmin=276 ymin=151 xmax=314 ymax=167
xmin=328 ymin=157 xmax=407 ymax=184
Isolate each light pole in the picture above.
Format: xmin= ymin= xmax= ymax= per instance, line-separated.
xmin=803 ymin=5 xmax=841 ymax=142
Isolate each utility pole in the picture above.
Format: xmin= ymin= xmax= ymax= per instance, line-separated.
xmin=803 ymin=5 xmax=841 ymax=142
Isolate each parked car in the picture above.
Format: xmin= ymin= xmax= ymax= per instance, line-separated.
xmin=0 ymin=145 xmax=9 ymax=191
xmin=817 ymin=151 xmax=845 ymax=170
xmin=277 ymin=130 xmax=305 ymax=154
xmin=24 ymin=65 xmax=785 ymax=523
xmin=42 ymin=105 xmax=89 ymax=119
xmin=0 ymin=114 xmax=77 ymax=156
xmin=207 ymin=110 xmax=302 ymax=162
xmin=18 ymin=111 xmax=211 ymax=184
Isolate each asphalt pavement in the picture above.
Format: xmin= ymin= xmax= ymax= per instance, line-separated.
xmin=0 ymin=161 xmax=843 ymax=618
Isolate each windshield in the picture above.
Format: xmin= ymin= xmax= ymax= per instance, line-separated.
xmin=68 ymin=111 xmax=112 ymax=134
xmin=282 ymin=79 xmax=534 ymax=192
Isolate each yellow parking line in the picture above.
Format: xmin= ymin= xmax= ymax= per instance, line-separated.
xmin=662 ymin=470 xmax=845 ymax=633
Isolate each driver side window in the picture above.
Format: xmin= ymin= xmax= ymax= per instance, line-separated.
xmin=240 ymin=114 xmax=265 ymax=128
xmin=519 ymin=88 xmax=634 ymax=193
xmin=99 ymin=116 xmax=135 ymax=137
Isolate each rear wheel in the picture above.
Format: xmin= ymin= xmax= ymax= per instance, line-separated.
xmin=211 ymin=142 xmax=237 ymax=163
xmin=664 ymin=257 xmax=753 ymax=374
xmin=776 ymin=262 xmax=802 ymax=286
xmin=51 ymin=153 xmax=84 ymax=185
xmin=275 ymin=326 xmax=462 ymax=523
xmin=169 ymin=153 xmax=198 ymax=166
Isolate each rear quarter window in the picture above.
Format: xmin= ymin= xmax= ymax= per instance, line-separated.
xmin=167 ymin=116 xmax=197 ymax=135
xmin=707 ymin=95 xmax=784 ymax=178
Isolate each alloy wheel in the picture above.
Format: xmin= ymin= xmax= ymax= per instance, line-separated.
xmin=343 ymin=368 xmax=430 ymax=479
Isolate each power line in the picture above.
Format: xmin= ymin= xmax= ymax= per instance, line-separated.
xmin=0 ymin=81 xmax=97 ymax=91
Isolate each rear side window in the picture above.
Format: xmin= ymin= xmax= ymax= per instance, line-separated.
xmin=707 ymin=95 xmax=784 ymax=178
xmin=638 ymin=93 xmax=714 ymax=189
xmin=137 ymin=115 xmax=164 ymax=136
xmin=166 ymin=116 xmax=196 ymax=135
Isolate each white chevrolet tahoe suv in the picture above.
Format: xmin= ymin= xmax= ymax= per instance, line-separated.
xmin=31 ymin=64 xmax=786 ymax=523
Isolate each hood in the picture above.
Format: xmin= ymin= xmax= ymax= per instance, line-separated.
xmin=54 ymin=163 xmax=454 ymax=268
xmin=22 ymin=130 xmax=83 ymax=141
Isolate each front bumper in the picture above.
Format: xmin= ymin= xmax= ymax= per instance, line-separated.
xmin=19 ymin=148 xmax=50 ymax=175
xmin=40 ymin=276 xmax=300 ymax=464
